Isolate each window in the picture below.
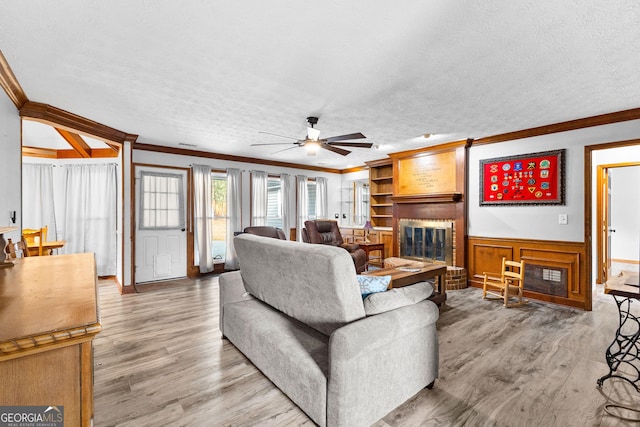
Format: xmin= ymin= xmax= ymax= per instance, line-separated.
xmin=307 ymin=179 xmax=317 ymax=220
xmin=266 ymin=176 xmax=283 ymax=228
xmin=140 ymin=171 xmax=185 ymax=229
xmin=211 ymin=172 xmax=227 ymax=261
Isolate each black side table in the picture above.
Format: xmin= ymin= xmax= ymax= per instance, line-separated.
xmin=598 ymin=283 xmax=640 ymax=392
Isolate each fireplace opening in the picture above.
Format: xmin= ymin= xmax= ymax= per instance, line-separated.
xmin=399 ymin=219 xmax=454 ymax=265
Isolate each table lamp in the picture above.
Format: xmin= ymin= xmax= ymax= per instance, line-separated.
xmin=363 ymin=220 xmax=374 ymax=243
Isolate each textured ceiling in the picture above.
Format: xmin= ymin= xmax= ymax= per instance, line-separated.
xmin=2 ymin=1 xmax=640 ymax=169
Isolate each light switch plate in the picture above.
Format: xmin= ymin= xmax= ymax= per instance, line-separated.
xmin=558 ymin=214 xmax=568 ymax=225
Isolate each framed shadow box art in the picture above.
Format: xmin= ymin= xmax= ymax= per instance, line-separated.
xmin=480 ymin=149 xmax=566 ymax=206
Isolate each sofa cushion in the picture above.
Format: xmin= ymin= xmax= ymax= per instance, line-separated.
xmin=356 ymin=275 xmax=391 ymax=298
xmin=363 ymin=281 xmax=434 ymax=316
xmin=234 ymin=234 xmax=366 ymax=336
xmin=223 ymin=298 xmax=328 ymax=424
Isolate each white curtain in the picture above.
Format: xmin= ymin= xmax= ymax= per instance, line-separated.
xmin=22 ymin=163 xmax=57 ymax=240
xmin=192 ymin=164 xmax=213 ymax=273
xmin=296 ymin=175 xmax=308 ymax=242
xmin=225 ymin=168 xmax=242 ymax=269
xmin=60 ymin=164 xmax=117 ymax=276
xmin=316 ymin=176 xmax=328 ymax=219
xmin=251 ymin=170 xmax=268 ymax=226
xmin=281 ymin=173 xmax=293 ymax=240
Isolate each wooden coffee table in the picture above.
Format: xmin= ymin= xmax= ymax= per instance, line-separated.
xmin=362 ymin=264 xmax=448 ymax=306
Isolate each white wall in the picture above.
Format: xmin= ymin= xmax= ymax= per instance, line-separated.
xmin=0 ymin=95 xmax=21 ymax=241
xmin=469 ymin=119 xmax=640 ymax=242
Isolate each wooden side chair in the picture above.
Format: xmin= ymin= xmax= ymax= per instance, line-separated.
xmin=482 ymin=257 xmax=526 ymax=308
xmin=23 ymin=226 xmax=47 ymax=243
xmin=22 ymin=227 xmax=44 ymax=256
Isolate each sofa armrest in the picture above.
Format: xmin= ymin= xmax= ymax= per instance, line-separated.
xmin=339 ymin=243 xmax=360 ymax=252
xmin=219 ymin=270 xmax=254 ymax=336
xmin=327 ymin=299 xmax=439 ymax=427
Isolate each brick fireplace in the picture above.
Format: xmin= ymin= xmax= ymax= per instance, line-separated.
xmin=399 ymin=219 xmax=454 ymax=265
xmin=392 ymin=193 xmax=465 ymax=268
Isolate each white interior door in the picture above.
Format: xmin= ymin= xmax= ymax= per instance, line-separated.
xmin=135 ymin=166 xmax=187 ymax=283
xmin=605 ymin=169 xmax=613 ymax=279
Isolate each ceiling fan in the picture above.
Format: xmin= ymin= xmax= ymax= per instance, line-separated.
xmin=252 ymin=117 xmax=372 ymax=156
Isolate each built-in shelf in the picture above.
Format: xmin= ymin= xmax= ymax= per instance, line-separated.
xmin=366 ymin=158 xmax=394 ymax=228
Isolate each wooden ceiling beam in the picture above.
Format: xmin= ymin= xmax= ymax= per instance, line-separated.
xmin=0 ymin=49 xmax=29 ymax=110
xmin=55 ymin=128 xmax=92 ymax=158
xmin=104 ymin=142 xmax=120 ymax=153
xmin=20 ymin=101 xmax=137 ymax=145
xmin=22 ymin=147 xmax=119 ymax=159
xmin=22 ymin=146 xmax=57 ymax=159
xmin=57 ymin=148 xmax=119 ymax=159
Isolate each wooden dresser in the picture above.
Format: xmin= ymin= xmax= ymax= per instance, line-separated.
xmin=0 ymin=253 xmax=101 ymax=426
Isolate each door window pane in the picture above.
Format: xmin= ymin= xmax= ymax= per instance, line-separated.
xmin=140 ymin=172 xmax=185 ymax=230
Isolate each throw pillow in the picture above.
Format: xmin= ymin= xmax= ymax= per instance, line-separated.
xmin=363 ymin=280 xmax=434 ymax=316
xmin=356 ymin=275 xmax=392 ymax=298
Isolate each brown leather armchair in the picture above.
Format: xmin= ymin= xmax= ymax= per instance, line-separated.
xmin=243 ymin=226 xmax=287 ymax=240
xmin=303 ymin=220 xmax=367 ymax=273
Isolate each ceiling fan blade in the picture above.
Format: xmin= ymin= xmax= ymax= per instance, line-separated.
xmin=323 ymin=132 xmax=366 ymax=142
xmin=271 ymin=146 xmax=301 ymax=154
xmin=327 ymin=141 xmax=373 ymax=148
xmin=258 ymin=131 xmax=299 ymax=141
xmin=321 ymin=144 xmax=351 ymax=156
xmin=250 ymin=142 xmax=298 ymax=146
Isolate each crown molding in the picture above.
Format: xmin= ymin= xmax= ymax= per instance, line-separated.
xmin=0 ymin=49 xmax=28 ymax=109
xmin=20 ymin=101 xmax=137 ymax=145
xmin=473 ymin=108 xmax=640 ymax=145
xmin=387 ymin=139 xmax=471 ymax=159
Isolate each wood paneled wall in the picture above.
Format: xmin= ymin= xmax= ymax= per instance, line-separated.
xmin=468 ymin=236 xmax=590 ymax=310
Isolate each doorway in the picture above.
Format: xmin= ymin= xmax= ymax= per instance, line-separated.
xmin=589 ymin=143 xmax=640 ymax=288
xmin=134 ymin=165 xmax=188 ymax=284
xmin=21 ymin=119 xmax=123 ymax=278
xmin=596 ymin=163 xmax=640 ymax=283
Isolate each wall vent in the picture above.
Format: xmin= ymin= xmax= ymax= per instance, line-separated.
xmin=524 ymin=264 xmax=568 ymax=298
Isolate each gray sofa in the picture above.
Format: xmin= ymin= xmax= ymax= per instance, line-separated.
xmin=219 ymin=234 xmax=439 ymax=427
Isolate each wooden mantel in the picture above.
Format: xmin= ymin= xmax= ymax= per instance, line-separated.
xmin=391 ymin=193 xmax=463 ymax=204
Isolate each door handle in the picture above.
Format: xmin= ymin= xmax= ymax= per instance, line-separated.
xmin=608 ymin=229 xmax=616 ymax=233
xmin=181 ymin=228 xmax=186 ymax=232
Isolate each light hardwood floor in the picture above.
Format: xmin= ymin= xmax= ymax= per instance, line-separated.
xmin=94 ymin=278 xmax=640 ymax=426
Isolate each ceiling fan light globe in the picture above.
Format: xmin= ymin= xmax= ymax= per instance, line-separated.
xmin=305 ymin=141 xmax=321 ymax=154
